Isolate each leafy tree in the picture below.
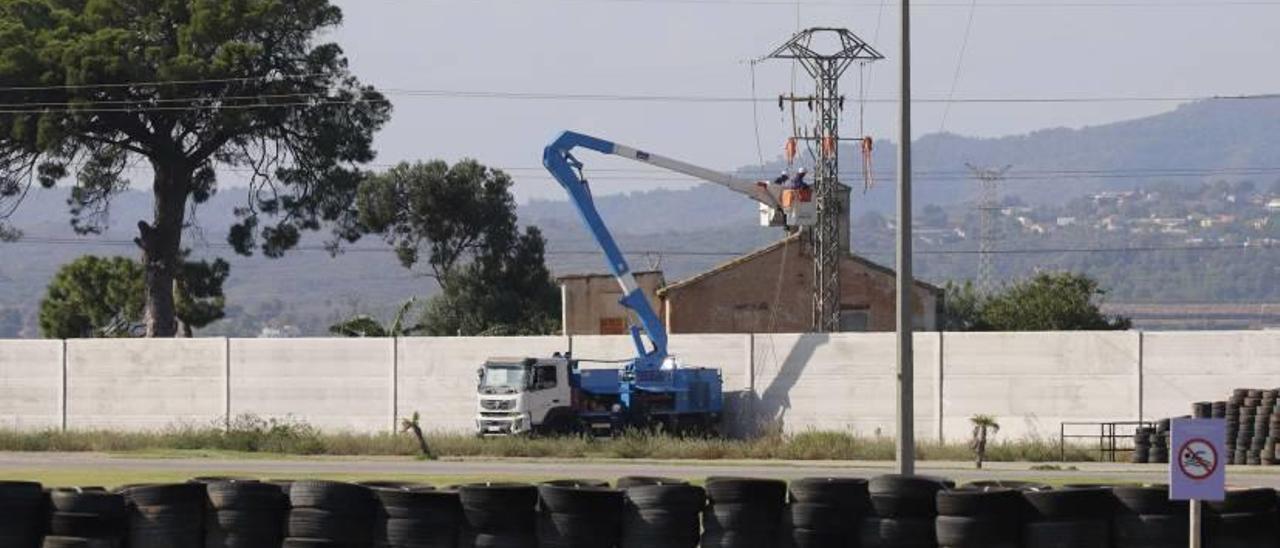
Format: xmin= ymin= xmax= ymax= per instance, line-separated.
xmin=329 ymin=298 xmax=424 ymax=337
xmin=40 ymin=256 xmax=145 ymax=338
xmin=419 ymin=226 xmax=560 ymax=336
xmin=40 ymin=254 xmax=229 ymax=338
xmin=0 ymin=0 xmax=390 ymax=336
xmin=941 ymin=281 xmax=985 ymax=331
xmin=357 ymin=160 xmax=517 ymax=282
xmin=976 ymin=272 xmax=1131 ymax=331
xmin=356 ymin=160 xmax=560 ymax=336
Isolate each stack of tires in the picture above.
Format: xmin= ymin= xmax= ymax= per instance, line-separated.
xmin=1205 ymin=488 xmax=1278 ymax=547
xmin=286 ymin=480 xmax=378 ymax=547
xmin=862 ymin=475 xmax=951 ymax=548
xmin=0 ymin=481 xmax=46 ymax=547
xmin=1237 ymin=405 xmax=1257 ymax=465
xmin=203 ymin=480 xmax=288 ymax=548
xmin=1131 ymin=428 xmax=1153 ymax=464
xmin=782 ymin=477 xmax=870 ymax=548
xmin=934 ymin=488 xmax=1021 ymax=548
xmin=1192 ymin=402 xmax=1213 ymax=419
xmin=459 ymin=482 xmax=538 ymax=548
xmin=1266 ymin=412 xmax=1280 ymax=466
xmin=536 ymin=480 xmax=623 ymax=548
xmin=1226 ymin=396 xmax=1242 ymax=464
xmin=617 ymin=477 xmax=703 ymax=548
xmin=1211 ymin=401 xmax=1227 ymax=420
xmin=119 ymin=483 xmax=206 ymax=547
xmin=1110 ymin=485 xmax=1186 ymax=548
xmin=701 ymin=477 xmax=787 ymax=548
xmin=1022 ymin=487 xmax=1114 ymax=548
xmin=1256 ymin=391 xmax=1277 ymax=465
xmin=44 ymin=488 xmax=125 ymax=548
xmin=1151 ymin=420 xmax=1170 ymax=464
xmin=368 ymin=483 xmax=463 ymax=548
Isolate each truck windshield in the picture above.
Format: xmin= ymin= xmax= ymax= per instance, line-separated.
xmin=480 ymin=364 xmax=527 ymax=394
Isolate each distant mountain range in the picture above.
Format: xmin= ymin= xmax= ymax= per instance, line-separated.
xmin=3 ymin=97 xmax=1279 ymax=337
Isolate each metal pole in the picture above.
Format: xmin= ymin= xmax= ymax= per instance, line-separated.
xmin=1189 ymin=500 xmax=1202 ymax=548
xmin=895 ymin=0 xmax=915 ymax=476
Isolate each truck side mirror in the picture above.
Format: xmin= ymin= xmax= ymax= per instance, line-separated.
xmin=476 ymin=368 xmax=483 ymax=383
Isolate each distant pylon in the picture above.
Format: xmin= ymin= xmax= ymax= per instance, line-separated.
xmin=966 ymin=163 xmax=1011 ymax=294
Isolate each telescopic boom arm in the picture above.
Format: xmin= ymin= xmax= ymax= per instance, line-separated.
xmin=542 ymin=131 xmax=786 ymax=372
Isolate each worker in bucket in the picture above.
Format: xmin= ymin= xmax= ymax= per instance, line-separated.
xmin=771 ymin=170 xmax=789 ymax=186
xmin=786 ymin=167 xmax=810 ymax=190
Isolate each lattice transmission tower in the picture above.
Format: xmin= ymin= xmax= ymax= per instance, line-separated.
xmin=764 ymin=28 xmax=883 ymax=332
xmin=966 ymin=163 xmax=1011 ymax=294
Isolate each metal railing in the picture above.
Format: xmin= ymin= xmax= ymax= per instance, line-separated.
xmin=1059 ymin=420 xmax=1155 ymax=462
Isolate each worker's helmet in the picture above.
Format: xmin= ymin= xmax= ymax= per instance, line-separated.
xmin=798 ymin=167 xmax=807 ymax=174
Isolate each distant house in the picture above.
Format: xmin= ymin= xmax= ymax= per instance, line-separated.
xmin=1267 ymin=198 xmax=1280 ymax=211
xmin=559 ymin=271 xmax=665 ymax=335
xmin=1056 ymin=217 xmax=1077 ymax=227
xmin=559 ymin=184 xmax=942 ymax=334
xmin=655 ymin=234 xmax=942 ymax=333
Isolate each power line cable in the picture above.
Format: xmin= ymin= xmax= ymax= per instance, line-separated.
xmin=938 ymin=0 xmax=980 ymax=134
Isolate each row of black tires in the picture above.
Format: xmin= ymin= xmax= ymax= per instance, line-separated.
xmin=2 ymin=475 xmax=1279 ymax=548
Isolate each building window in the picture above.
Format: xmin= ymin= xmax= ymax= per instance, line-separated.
xmin=599 ymin=317 xmax=626 ymax=335
xmin=839 ymin=308 xmax=870 ymax=332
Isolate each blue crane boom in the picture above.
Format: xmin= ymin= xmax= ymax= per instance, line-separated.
xmin=542 ymin=130 xmax=794 ymax=374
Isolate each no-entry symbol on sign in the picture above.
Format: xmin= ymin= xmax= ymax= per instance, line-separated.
xmin=1170 ymin=418 xmax=1226 ymax=502
xmin=1178 ymin=438 xmax=1218 ymax=480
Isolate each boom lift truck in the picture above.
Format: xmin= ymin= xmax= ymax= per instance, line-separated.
xmin=475 ymin=131 xmax=814 ymax=436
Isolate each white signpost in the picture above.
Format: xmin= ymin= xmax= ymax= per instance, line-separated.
xmin=1170 ymin=418 xmax=1227 ymax=548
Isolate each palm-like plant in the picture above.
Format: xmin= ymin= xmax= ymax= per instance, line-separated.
xmin=970 ymin=414 xmax=1001 ymax=469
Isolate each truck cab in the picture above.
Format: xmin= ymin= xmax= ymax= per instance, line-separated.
xmin=475 ymin=357 xmax=574 ymax=436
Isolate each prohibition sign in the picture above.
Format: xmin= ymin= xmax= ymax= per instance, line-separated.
xmin=1179 ymin=438 xmax=1219 ymax=481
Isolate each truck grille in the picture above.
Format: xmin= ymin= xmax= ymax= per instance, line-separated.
xmin=481 ymin=399 xmax=515 ymax=411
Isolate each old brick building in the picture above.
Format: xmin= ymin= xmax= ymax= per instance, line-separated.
xmin=656 ymin=234 xmax=940 ymax=333
xmin=558 ymin=235 xmax=941 ymax=335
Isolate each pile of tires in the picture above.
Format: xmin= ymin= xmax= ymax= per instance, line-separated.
xmin=1237 ymin=405 xmax=1258 ymax=465
xmin=1226 ymin=395 xmax=1242 ymax=463
xmin=782 ymin=477 xmax=869 ymax=548
xmin=459 ymin=482 xmax=538 ymax=548
xmin=119 ymin=483 xmax=206 ymax=547
xmin=1110 ymin=485 xmax=1186 ymax=548
xmin=935 ymin=488 xmax=1021 ymax=548
xmin=1131 ymin=427 xmax=1153 ymax=464
xmin=367 ymin=483 xmax=463 ymax=548
xmin=535 ymin=480 xmax=623 ymax=548
xmin=862 ymin=475 xmax=951 ymax=548
xmin=286 ymin=480 xmax=378 ymax=547
xmin=1205 ymin=487 xmax=1278 ymax=547
xmin=1150 ymin=420 xmax=1170 ymax=464
xmin=1022 ymin=487 xmax=1115 ymax=548
xmin=1192 ymin=402 xmax=1213 ymax=419
xmin=44 ymin=488 xmax=126 ymax=548
xmin=701 ymin=477 xmax=787 ymax=548
xmin=204 ymin=480 xmax=288 ymax=548
xmin=617 ymin=477 xmax=702 ymax=548
xmin=0 ymin=481 xmax=47 ymax=547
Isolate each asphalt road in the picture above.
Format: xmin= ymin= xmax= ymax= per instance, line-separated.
xmin=3 ymin=452 xmax=1279 ymax=487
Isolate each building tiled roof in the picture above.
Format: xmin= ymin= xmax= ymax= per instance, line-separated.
xmin=656 ymin=234 xmax=941 ymax=297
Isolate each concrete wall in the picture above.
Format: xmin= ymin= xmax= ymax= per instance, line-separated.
xmin=751 ymin=333 xmax=939 ymax=438
xmin=0 ymin=340 xmax=61 ymax=430
xmin=941 ymin=332 xmax=1140 ymax=442
xmin=230 ymin=338 xmax=394 ymax=432
xmin=1142 ymin=332 xmax=1280 ymax=422
xmin=0 ymin=331 xmax=1275 ymax=441
xmin=65 ymin=339 xmax=224 ymax=430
